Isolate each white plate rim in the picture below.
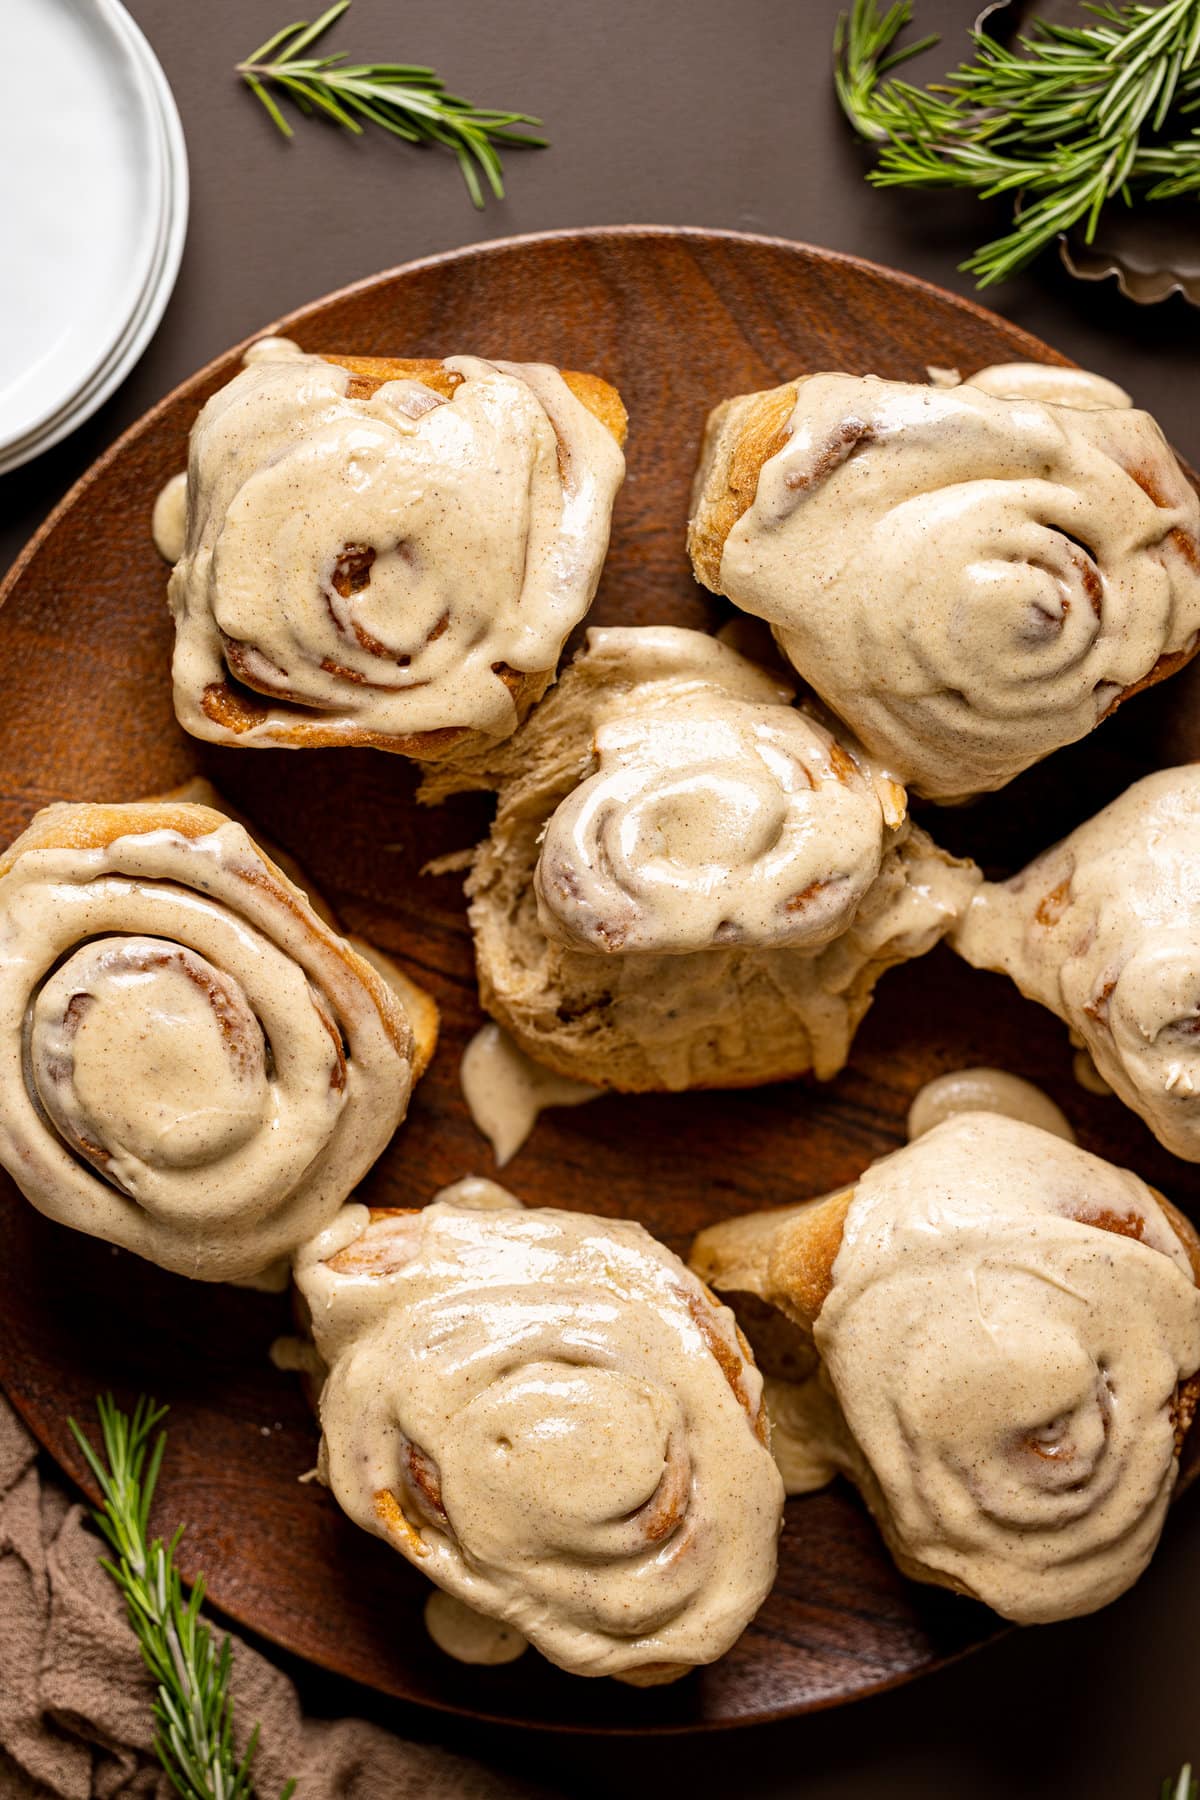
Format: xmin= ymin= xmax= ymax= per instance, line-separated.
xmin=0 ymin=2 xmax=189 ymax=476
xmin=0 ymin=0 xmax=169 ymax=453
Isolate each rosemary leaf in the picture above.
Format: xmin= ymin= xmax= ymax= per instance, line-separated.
xmin=237 ymin=0 xmax=544 ymax=207
xmin=833 ymin=0 xmax=1200 ymax=286
xmin=68 ymin=1396 xmax=295 ymax=1800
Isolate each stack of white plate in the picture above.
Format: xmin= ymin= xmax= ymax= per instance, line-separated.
xmin=0 ymin=0 xmax=188 ymax=476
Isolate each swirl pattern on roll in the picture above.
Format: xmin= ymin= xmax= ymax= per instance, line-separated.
xmin=534 ymin=647 xmax=891 ymax=955
xmin=954 ymin=765 xmax=1200 ymax=1161
xmin=0 ymin=799 xmax=416 ymax=1281
xmin=815 ymin=1113 xmax=1200 ymax=1622
xmin=296 ymin=1183 xmax=784 ymax=1682
xmin=465 ymin=624 xmax=976 ymax=1091
xmin=705 ymin=363 xmax=1200 ymax=800
xmin=168 ymin=342 xmax=626 ymax=756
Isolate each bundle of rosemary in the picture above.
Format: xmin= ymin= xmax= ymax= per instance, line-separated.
xmin=834 ymin=0 xmax=1200 ymax=285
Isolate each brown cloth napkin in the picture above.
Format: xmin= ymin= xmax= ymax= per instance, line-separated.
xmin=0 ymin=1392 xmax=538 ymax=1800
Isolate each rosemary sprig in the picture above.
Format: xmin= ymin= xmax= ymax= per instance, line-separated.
xmin=68 ymin=1396 xmax=294 ymax=1800
xmin=237 ymin=0 xmax=544 ymax=207
xmin=834 ymin=0 xmax=1200 ymax=286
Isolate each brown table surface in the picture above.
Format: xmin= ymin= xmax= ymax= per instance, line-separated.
xmin=3 ymin=3 xmax=1199 ymax=1793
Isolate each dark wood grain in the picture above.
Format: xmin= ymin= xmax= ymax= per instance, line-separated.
xmin=2 ymin=227 xmax=1198 ymax=1733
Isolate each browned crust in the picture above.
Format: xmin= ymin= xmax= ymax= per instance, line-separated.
xmin=155 ymin=781 xmax=437 ymax=1075
xmin=700 ymin=1172 xmax=1200 ymax=1465
xmin=0 ymin=799 xmax=425 ymax=1067
xmin=679 ymin=1282 xmax=770 ymax=1445
xmin=748 ymin=1176 xmax=1200 ymax=1330
xmin=1155 ymin=1189 xmax=1200 ymax=1288
xmin=320 ymin=353 xmax=629 ymax=448
xmin=324 ymin=1206 xmax=421 ymax=1278
xmin=1099 ymin=640 xmax=1200 ymax=720
xmin=196 ymin=662 xmax=549 ymax=765
xmin=762 ymin=1188 xmax=854 ymax=1327
xmin=1156 ymin=1191 xmax=1200 ymax=1453
xmin=345 ymin=939 xmax=439 ymax=1079
xmin=373 ymin=1486 xmax=429 ymax=1558
xmin=688 ymin=382 xmax=798 ymax=592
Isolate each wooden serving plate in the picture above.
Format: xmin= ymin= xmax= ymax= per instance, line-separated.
xmin=3 ymin=226 xmax=1200 ymax=1733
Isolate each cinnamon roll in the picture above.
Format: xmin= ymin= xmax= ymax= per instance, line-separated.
xmin=294 ymin=1179 xmax=784 ymax=1683
xmin=953 ymin=764 xmax=1200 ymax=1161
xmin=167 ymin=339 xmax=627 ymax=762
xmin=461 ymin=624 xmax=976 ymax=1090
xmin=0 ymin=796 xmax=434 ymax=1282
xmin=691 ymin=1112 xmax=1200 ymax=1623
xmin=689 ymin=362 xmax=1200 ymax=801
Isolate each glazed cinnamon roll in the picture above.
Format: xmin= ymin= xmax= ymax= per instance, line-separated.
xmin=691 ymin=1113 xmax=1200 ymax=1623
xmin=0 ymin=796 xmax=434 ymax=1282
xmin=689 ymin=362 xmax=1200 ymax=801
xmin=953 ymin=765 xmax=1200 ymax=1161
xmin=294 ymin=1179 xmax=784 ymax=1683
xmin=461 ymin=624 xmax=976 ymax=1090
xmin=166 ymin=339 xmax=627 ymax=762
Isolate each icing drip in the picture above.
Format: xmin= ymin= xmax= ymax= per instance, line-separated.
xmin=424 ymin=1592 xmax=527 ymax=1665
xmin=907 ymin=1066 xmax=1074 ymax=1143
xmin=151 ymin=471 xmax=187 ymax=564
xmin=461 ymin=1023 xmax=599 ymax=1166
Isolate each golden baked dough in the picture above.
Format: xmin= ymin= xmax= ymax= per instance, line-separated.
xmin=457 ymin=624 xmax=977 ymax=1091
xmin=0 ymin=793 xmax=435 ymax=1281
xmin=167 ymin=342 xmax=627 ymax=764
xmin=688 ymin=362 xmax=1200 ymax=801
xmin=691 ymin=1113 xmax=1200 ymax=1623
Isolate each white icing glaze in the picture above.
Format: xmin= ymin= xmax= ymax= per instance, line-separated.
xmin=168 ymin=350 xmax=624 ymax=749
xmin=296 ymin=1195 xmax=784 ymax=1680
xmin=470 ymin=625 xmax=977 ymax=1091
xmin=954 ymin=766 xmax=1200 ymax=1160
xmin=151 ymin=471 xmax=188 ymax=564
xmin=534 ymin=635 xmax=894 ymax=956
xmin=1075 ymin=1048 xmax=1114 ymax=1097
xmin=461 ymin=1023 xmax=599 ymax=1166
xmin=907 ymin=1066 xmax=1074 ymax=1143
xmin=762 ymin=1374 xmax=841 ymax=1495
xmin=0 ymin=809 xmax=412 ymax=1281
xmin=964 ymin=363 xmax=1132 ymax=410
xmin=816 ymin=1113 xmax=1200 ymax=1621
xmin=432 ymin=1173 xmax=527 ymax=1211
xmin=269 ymin=1335 xmax=326 ymax=1379
xmin=424 ymin=1591 xmax=528 ymax=1665
xmin=241 ymin=335 xmax=303 ymax=366
xmin=716 ymin=363 xmax=1200 ymax=800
